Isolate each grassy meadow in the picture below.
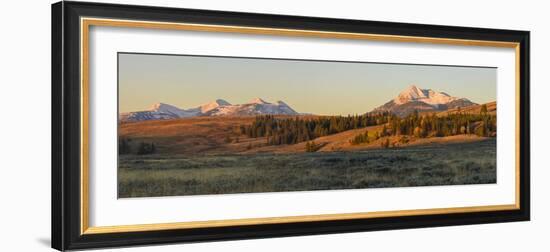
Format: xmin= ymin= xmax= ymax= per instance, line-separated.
xmin=118 ymin=139 xmax=496 ymax=198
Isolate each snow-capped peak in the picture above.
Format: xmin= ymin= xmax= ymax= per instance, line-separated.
xmin=121 ymin=98 xmax=301 ymax=122
xmin=249 ymin=98 xmax=270 ymax=104
xmin=150 ymin=102 xmax=200 ymax=117
xmin=150 ymin=102 xmax=184 ymax=114
xmin=395 ymin=85 xmax=427 ymax=103
xmin=394 ymin=85 xmax=457 ymax=105
xmin=199 ymin=99 xmax=231 ymax=113
xmin=276 ymin=100 xmax=289 ymax=106
xmin=371 ymin=84 xmax=477 ymax=117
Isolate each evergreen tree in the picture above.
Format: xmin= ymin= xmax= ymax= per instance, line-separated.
xmin=480 ymin=104 xmax=488 ymax=115
xmin=350 ymin=130 xmax=370 ymax=145
xmin=381 ymin=138 xmax=390 ymax=148
xmin=136 ymin=141 xmax=156 ymax=155
xmin=118 ymin=138 xmax=131 ymax=155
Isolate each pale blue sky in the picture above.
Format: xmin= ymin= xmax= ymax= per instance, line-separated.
xmin=119 ymin=53 xmax=496 ymax=115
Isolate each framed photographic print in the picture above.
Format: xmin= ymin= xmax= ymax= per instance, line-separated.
xmin=52 ymin=1 xmax=530 ymax=250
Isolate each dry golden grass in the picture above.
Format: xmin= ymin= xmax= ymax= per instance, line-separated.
xmin=120 ymin=116 xmax=253 ymax=155
xmin=119 ymin=115 xmax=327 ymax=155
xmin=118 ymin=139 xmax=497 ymax=197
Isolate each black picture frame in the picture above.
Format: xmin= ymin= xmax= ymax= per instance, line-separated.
xmin=52 ymin=1 xmax=530 ymax=251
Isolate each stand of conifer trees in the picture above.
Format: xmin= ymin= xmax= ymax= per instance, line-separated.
xmin=118 ymin=138 xmax=157 ymax=155
xmin=240 ymin=107 xmax=496 ymax=147
xmin=386 ymin=109 xmax=496 ymax=138
xmin=240 ymin=113 xmax=391 ymax=145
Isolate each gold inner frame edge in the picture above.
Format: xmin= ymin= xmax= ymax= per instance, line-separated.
xmin=80 ymin=17 xmax=522 ymax=235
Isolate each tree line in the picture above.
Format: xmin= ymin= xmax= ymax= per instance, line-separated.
xmin=240 ymin=113 xmax=391 ymax=145
xmin=240 ymin=105 xmax=496 ymax=147
xmin=350 ymin=105 xmax=496 ymax=146
xmin=119 ymin=138 xmax=157 ymax=155
xmin=386 ymin=106 xmax=496 ymax=138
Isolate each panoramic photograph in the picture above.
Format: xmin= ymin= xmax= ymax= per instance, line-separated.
xmin=117 ymin=53 xmax=497 ymax=198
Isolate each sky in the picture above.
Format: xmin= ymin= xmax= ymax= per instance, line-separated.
xmin=118 ymin=53 xmax=496 ymax=115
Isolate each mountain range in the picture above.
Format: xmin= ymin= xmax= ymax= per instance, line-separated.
xmin=371 ymin=85 xmax=477 ymax=116
xmin=119 ymin=98 xmax=299 ymax=122
xmin=120 ymin=85 xmax=479 ymax=122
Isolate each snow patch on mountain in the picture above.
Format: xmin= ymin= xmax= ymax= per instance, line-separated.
xmin=373 ymin=85 xmax=477 ymax=117
xmin=205 ymin=98 xmax=298 ymax=116
xmin=120 ymin=98 xmax=299 ymax=122
xmin=150 ymin=102 xmax=200 ymax=117
xmin=249 ymin=97 xmax=269 ymax=104
xmin=199 ymin=99 xmax=231 ymax=113
xmin=394 ymin=85 xmax=460 ymax=105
